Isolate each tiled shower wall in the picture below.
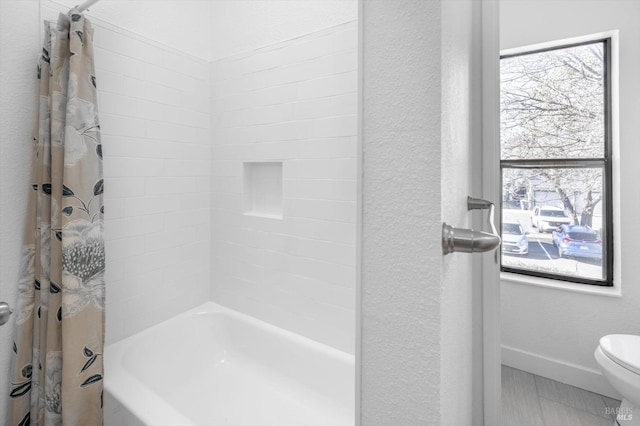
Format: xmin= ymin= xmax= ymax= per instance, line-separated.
xmin=210 ymin=21 xmax=358 ymax=353
xmin=90 ymin=20 xmax=211 ymax=344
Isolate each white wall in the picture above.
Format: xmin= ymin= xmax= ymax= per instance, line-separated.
xmin=54 ymin=0 xmax=357 ymax=61
xmin=500 ymin=0 xmax=640 ymax=398
xmin=207 ymin=0 xmax=357 ymax=61
xmin=0 ymin=1 xmax=40 ymax=421
xmin=41 ymin=1 xmax=358 ymax=349
xmin=360 ymin=0 xmax=479 ymax=423
xmin=39 ymin=1 xmax=213 ymax=344
xmin=1 ymin=0 xmax=359 ymax=404
xmin=209 ymin=21 xmax=358 ymax=353
xmin=50 ymin=0 xmax=212 ymax=60
xmin=95 ymin=28 xmax=212 ymax=344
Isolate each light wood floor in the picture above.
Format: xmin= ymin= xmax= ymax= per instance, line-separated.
xmin=502 ymin=365 xmax=621 ymax=426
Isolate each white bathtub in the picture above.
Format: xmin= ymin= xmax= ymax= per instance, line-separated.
xmin=104 ymin=302 xmax=355 ymax=426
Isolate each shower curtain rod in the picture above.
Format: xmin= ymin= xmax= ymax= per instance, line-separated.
xmin=75 ymin=0 xmax=100 ymax=12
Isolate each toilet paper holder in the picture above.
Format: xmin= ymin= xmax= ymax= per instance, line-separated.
xmin=442 ymin=196 xmax=501 ymax=255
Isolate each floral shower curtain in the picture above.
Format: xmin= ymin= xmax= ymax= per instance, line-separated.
xmin=9 ymin=10 xmax=105 ymax=426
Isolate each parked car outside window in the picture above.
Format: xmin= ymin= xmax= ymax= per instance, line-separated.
xmin=502 ymin=220 xmax=529 ymax=255
xmin=552 ymin=225 xmax=602 ymax=260
xmin=530 ymin=206 xmax=572 ymax=233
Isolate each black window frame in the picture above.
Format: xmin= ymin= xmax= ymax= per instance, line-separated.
xmin=499 ymin=38 xmax=614 ymax=287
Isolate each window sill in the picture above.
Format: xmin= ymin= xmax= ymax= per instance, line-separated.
xmin=500 ymin=271 xmax=621 ymax=298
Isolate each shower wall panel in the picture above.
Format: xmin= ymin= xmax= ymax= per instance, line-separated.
xmin=209 ymin=21 xmax=358 ymax=353
xmin=90 ymin=23 xmax=211 ymax=344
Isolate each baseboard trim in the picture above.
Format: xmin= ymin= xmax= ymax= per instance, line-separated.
xmin=502 ymin=345 xmax=623 ymax=400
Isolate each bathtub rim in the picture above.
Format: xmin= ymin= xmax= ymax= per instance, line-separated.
xmin=104 ymin=301 xmax=355 ymax=425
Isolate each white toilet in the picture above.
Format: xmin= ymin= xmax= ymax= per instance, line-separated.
xmin=595 ymin=334 xmax=640 ymax=425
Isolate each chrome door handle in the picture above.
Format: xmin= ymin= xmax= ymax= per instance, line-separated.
xmin=442 ymin=196 xmax=501 ymax=255
xmin=0 ymin=302 xmax=13 ymax=326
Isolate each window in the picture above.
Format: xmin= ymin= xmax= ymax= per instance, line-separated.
xmin=500 ymin=38 xmax=613 ymax=286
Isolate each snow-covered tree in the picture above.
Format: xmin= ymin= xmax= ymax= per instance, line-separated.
xmin=501 ymin=42 xmax=605 ymax=227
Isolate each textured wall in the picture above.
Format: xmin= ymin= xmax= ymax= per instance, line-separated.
xmin=360 ymin=0 xmax=443 ymax=423
xmin=0 ymin=2 xmax=40 ymax=421
xmin=209 ymin=22 xmax=358 ymax=353
xmin=360 ymin=0 xmax=480 ymax=422
xmin=500 ymin=0 xmax=640 ymax=396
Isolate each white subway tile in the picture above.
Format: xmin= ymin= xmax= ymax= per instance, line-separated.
xmin=192 ymin=127 xmax=210 ymax=145
xmin=104 ymin=235 xmax=145 ymax=261
xmin=125 ymin=139 xmax=181 ymax=160
xmin=94 ymin=70 xmax=123 ymax=94
xmin=283 ymin=179 xmax=356 ymax=202
xmin=105 ymin=214 xmax=165 ymax=240
xmin=296 ymin=71 xmax=357 ymax=100
xmin=329 ymin=26 xmax=358 ymax=53
xmin=105 ymin=157 xmax=164 ymax=177
xmin=104 ymin=176 xmax=145 ymax=198
xmin=126 ymin=196 xmax=180 ymax=217
xmin=212 ymin=192 xmax=242 ymax=212
xmin=165 ymin=159 xmax=209 ymax=177
xmin=302 ymin=114 xmax=358 ymax=139
xmin=164 ymin=105 xmax=209 ymax=128
xmin=292 ymin=93 xmax=357 ymax=121
xmin=181 ymin=241 xmax=210 ymax=262
xmin=267 ymin=137 xmax=357 ymax=159
xmin=285 ymin=158 xmax=357 ymax=180
xmin=241 ymin=49 xmax=285 ymax=74
xmin=95 ymin=28 xmax=150 ymax=62
xmin=134 ymin=99 xmax=166 ymax=121
xmin=124 ymin=246 xmax=182 ymax=275
xmin=91 ymin=21 xmax=214 ymax=342
xmin=280 ymin=274 xmax=356 ymax=311
xmin=250 ymin=83 xmax=299 ymax=107
xmin=145 ymin=177 xmax=197 ymax=196
xmin=98 ymin=21 xmax=360 ymax=350
xmin=285 ymin=35 xmax=335 ymax=64
xmin=105 ymin=261 xmax=126 ymax=289
xmin=254 ymin=103 xmax=295 ymax=126
xmin=117 ymin=76 xmax=148 ymax=100
xmin=179 ymin=193 xmax=211 ymax=211
xmin=99 ymin=114 xmax=147 ymax=138
xmin=211 ymin=160 xmax=241 ymax=177
xmin=100 ymin=134 xmax=128 ymax=157
xmin=99 ymin=91 xmax=130 ymax=116
xmin=284 ymin=254 xmax=355 ymax=288
xmin=283 ymin=198 xmax=356 ymax=223
xmin=211 ymin=176 xmax=242 ymax=194
xmin=144 ymin=229 xmax=188 ymax=252
xmin=102 ymin=197 xmax=127 ymax=219
xmin=95 ymin=49 xmax=146 ymax=80
xmin=146 ymin=120 xmax=192 ymax=142
xmin=162 ymin=50 xmax=209 ymax=81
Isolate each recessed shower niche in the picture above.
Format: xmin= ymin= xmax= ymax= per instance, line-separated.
xmin=243 ymin=161 xmax=284 ymax=219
